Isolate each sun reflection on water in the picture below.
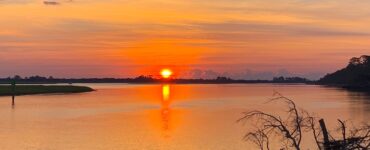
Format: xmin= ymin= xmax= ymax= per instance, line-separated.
xmin=162 ymin=84 xmax=170 ymax=101
xmin=161 ymin=84 xmax=172 ymax=136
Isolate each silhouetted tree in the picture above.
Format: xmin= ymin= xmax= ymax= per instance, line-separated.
xmin=273 ymin=76 xmax=309 ymax=83
xmin=13 ymin=75 xmax=22 ymax=80
xmin=349 ymin=55 xmax=370 ymax=66
xmin=133 ymin=75 xmax=155 ymax=82
xmin=215 ymin=76 xmax=232 ymax=83
xmin=319 ymin=55 xmax=370 ymax=87
xmin=238 ymin=92 xmax=311 ymax=150
xmin=238 ymin=92 xmax=370 ymax=150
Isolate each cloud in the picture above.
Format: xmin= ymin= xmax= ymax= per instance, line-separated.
xmin=0 ymin=0 xmax=75 ymax=5
xmin=0 ymin=0 xmax=32 ymax=4
xmin=43 ymin=0 xmax=60 ymax=5
xmin=1 ymin=0 xmax=369 ymax=78
xmin=0 ymin=19 xmax=143 ymax=51
xmin=185 ymin=68 xmax=325 ymax=80
xmin=193 ymin=21 xmax=370 ymax=39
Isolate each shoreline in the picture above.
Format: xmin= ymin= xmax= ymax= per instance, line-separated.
xmin=315 ymin=84 xmax=370 ymax=93
xmin=0 ymin=85 xmax=95 ymax=96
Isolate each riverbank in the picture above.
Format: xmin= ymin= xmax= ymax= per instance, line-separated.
xmin=317 ymin=84 xmax=370 ymax=93
xmin=0 ymin=85 xmax=94 ymax=96
xmin=342 ymin=85 xmax=370 ymax=92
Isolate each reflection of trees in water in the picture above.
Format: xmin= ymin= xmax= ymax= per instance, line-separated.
xmin=12 ymin=80 xmax=16 ymax=108
xmin=346 ymin=91 xmax=370 ymax=119
xmin=12 ymin=95 xmax=15 ymax=109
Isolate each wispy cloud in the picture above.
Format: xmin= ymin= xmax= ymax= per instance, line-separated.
xmin=0 ymin=0 xmax=370 ymax=77
xmin=184 ymin=68 xmax=325 ymax=80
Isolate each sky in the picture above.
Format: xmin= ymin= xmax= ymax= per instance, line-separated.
xmin=0 ymin=0 xmax=369 ymax=80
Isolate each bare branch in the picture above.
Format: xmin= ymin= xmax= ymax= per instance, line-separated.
xmin=238 ymin=92 xmax=370 ymax=150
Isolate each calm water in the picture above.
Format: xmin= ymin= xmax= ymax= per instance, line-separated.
xmin=0 ymin=84 xmax=369 ymax=150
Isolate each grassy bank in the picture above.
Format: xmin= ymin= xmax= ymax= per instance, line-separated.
xmin=0 ymin=85 xmax=94 ymax=96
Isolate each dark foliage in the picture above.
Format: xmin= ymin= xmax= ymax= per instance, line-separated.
xmin=273 ymin=76 xmax=310 ymax=83
xmin=319 ymin=55 xmax=370 ymax=87
xmin=0 ymin=75 xmax=311 ymax=84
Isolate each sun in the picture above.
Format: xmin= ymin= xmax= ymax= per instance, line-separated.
xmin=160 ymin=69 xmax=173 ymax=79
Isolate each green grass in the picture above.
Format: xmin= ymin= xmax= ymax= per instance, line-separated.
xmin=0 ymin=85 xmax=94 ymax=96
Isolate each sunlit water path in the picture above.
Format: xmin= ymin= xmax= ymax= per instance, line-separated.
xmin=0 ymin=84 xmax=369 ymax=149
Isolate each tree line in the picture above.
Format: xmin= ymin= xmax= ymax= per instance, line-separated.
xmin=0 ymin=75 xmax=312 ymax=84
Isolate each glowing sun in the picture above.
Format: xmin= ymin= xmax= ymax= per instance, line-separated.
xmin=160 ymin=69 xmax=173 ymax=79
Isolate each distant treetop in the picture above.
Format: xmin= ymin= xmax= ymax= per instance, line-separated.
xmin=319 ymin=55 xmax=370 ymax=86
xmin=349 ymin=55 xmax=370 ymax=66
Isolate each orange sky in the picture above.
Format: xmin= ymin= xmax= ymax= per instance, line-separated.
xmin=0 ymin=0 xmax=370 ymax=79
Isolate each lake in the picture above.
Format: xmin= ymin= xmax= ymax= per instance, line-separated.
xmin=0 ymin=84 xmax=369 ymax=150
